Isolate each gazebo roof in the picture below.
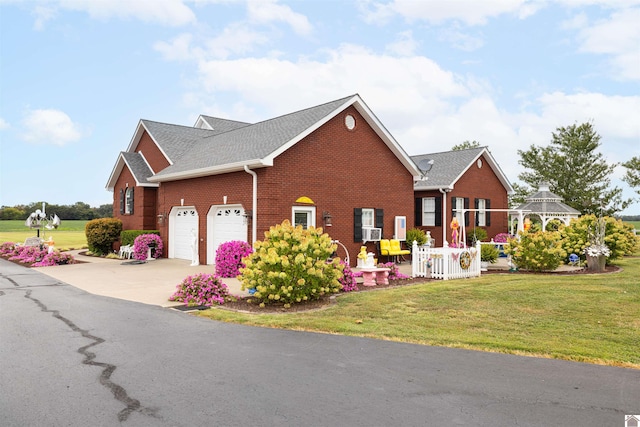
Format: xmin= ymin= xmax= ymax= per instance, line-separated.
xmin=515 ymin=183 xmax=581 ymax=217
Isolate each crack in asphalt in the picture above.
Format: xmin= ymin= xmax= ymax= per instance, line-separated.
xmin=23 ymin=289 xmax=160 ymax=423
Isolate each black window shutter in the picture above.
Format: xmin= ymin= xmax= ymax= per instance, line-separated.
xmin=375 ymin=209 xmax=384 ymax=235
xmin=474 ymin=198 xmax=479 ymax=226
xmin=486 ymin=199 xmax=491 ymax=226
xmin=451 ymin=196 xmax=456 ymax=219
xmin=464 ymin=198 xmax=470 ymax=226
xmin=435 ymin=197 xmax=442 ymax=226
xmin=119 ymin=189 xmax=125 ymax=215
xmin=354 ymin=208 xmax=362 ymax=242
xmin=414 ymin=198 xmax=422 ymax=226
xmin=129 ymin=188 xmax=135 ymax=214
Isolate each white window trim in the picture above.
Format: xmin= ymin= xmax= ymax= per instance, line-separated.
xmin=125 ymin=187 xmax=133 ymax=214
xmin=455 ymin=197 xmax=464 ymax=223
xmin=292 ymin=206 xmax=316 ymax=229
xmin=477 ymin=199 xmax=486 ymax=227
xmin=361 ymin=208 xmax=375 ymax=228
xmin=422 ymin=197 xmax=436 ymax=227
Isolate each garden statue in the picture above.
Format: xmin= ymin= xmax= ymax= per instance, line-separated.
xmin=190 ymin=229 xmax=199 ymax=266
xmin=450 ymin=217 xmax=460 ymax=248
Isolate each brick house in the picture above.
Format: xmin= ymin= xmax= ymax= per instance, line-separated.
xmin=412 ymin=147 xmax=513 ymax=247
xmin=106 ymin=94 xmax=422 ymax=266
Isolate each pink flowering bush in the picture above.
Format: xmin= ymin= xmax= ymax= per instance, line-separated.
xmin=2 ymin=243 xmax=76 ymax=267
xmin=9 ymin=246 xmax=47 ymax=264
xmin=133 ymin=233 xmax=163 ymax=260
xmin=169 ymin=273 xmax=229 ymax=307
xmin=33 ymin=251 xmax=76 ymax=267
xmin=1 ymin=242 xmax=18 ymax=257
xmin=215 ymin=240 xmax=253 ymax=278
xmin=339 ymin=261 xmax=358 ymax=292
xmin=377 ymin=262 xmax=410 ymax=280
xmin=493 ymin=233 xmax=511 ymax=243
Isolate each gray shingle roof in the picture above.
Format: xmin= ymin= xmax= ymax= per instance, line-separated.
xmin=411 ymin=147 xmax=486 ymax=189
xmin=198 ymin=116 xmax=251 ymax=134
xmin=121 ymin=152 xmax=154 ymax=185
xmin=141 ymin=120 xmax=216 ymax=163
xmin=152 ymin=95 xmax=355 ymax=178
xmin=515 ymin=184 xmax=580 ymax=215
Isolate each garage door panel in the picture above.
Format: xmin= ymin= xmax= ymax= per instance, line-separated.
xmin=172 ymin=208 xmax=198 ymax=260
xmin=210 ymin=207 xmax=246 ymax=262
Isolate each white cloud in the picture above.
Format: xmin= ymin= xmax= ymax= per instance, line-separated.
xmin=385 ymin=30 xmax=419 ymax=56
xmin=572 ymin=7 xmax=640 ymax=80
xmin=246 ymin=0 xmax=312 ymax=35
xmin=26 ymin=0 xmax=196 ymax=28
xmin=0 ymin=117 xmax=9 ymax=130
xmin=361 ymin=0 xmax=538 ymax=26
xmin=20 ymin=109 xmax=85 ymax=146
xmin=205 ymin=22 xmax=270 ymax=59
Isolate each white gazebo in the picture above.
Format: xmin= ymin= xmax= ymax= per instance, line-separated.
xmin=511 ymin=183 xmax=580 ymax=231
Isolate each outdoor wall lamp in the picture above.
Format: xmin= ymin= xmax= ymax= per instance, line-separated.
xmin=323 ymin=211 xmax=333 ymax=227
xmin=157 ymin=212 xmax=167 ymax=225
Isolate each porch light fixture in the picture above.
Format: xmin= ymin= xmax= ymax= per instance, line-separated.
xmin=323 ymin=211 xmax=333 ymax=227
xmin=157 ymin=212 xmax=167 ymax=225
xmin=243 ymin=210 xmax=253 ymax=225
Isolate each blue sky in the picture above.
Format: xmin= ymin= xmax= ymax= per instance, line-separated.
xmin=1 ymin=0 xmax=639 ymax=214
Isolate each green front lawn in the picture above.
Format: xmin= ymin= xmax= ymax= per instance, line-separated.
xmin=199 ymin=255 xmax=640 ymax=368
xmin=0 ymin=220 xmax=88 ymax=250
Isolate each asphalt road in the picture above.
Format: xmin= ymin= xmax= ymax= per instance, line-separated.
xmin=1 ymin=258 xmax=638 ymax=426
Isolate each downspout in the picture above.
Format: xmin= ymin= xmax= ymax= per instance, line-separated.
xmin=439 ymin=188 xmax=448 ymax=246
xmin=244 ymin=165 xmax=257 ymax=245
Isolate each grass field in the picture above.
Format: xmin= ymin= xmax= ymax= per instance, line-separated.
xmin=0 ymin=220 xmax=88 ymax=250
xmin=199 ymin=255 xmax=640 ymax=369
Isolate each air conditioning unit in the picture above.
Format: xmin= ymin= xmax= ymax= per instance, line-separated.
xmin=362 ymin=227 xmax=382 ymax=242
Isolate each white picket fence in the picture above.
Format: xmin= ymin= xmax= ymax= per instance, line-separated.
xmin=411 ymin=241 xmax=481 ymax=280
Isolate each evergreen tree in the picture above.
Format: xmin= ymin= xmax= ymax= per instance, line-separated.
xmin=622 ymin=156 xmax=640 ymax=196
xmin=517 ymin=121 xmax=630 ymax=216
xmin=452 ymin=140 xmax=481 ymax=151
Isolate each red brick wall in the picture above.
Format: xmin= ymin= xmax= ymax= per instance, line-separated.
xmin=136 ymin=131 xmax=170 ymax=172
xmin=112 ymin=166 xmax=150 ymax=231
xmin=415 ymin=153 xmax=509 ymax=246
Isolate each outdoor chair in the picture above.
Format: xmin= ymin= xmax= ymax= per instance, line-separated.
xmin=119 ymin=245 xmax=133 ymax=259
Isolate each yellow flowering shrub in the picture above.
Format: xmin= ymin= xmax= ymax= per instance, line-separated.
xmin=559 ymin=215 xmax=640 ymax=263
xmin=504 ymin=231 xmax=566 ymax=272
xmin=240 ymin=220 xmax=343 ymax=306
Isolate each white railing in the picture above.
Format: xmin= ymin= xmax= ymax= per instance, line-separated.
xmin=412 ymin=241 xmax=481 ymax=280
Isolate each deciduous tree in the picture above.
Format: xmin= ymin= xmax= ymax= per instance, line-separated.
xmin=517 ymin=121 xmax=630 ymax=216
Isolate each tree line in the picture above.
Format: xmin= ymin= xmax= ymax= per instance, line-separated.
xmin=0 ymin=202 xmax=113 ymax=220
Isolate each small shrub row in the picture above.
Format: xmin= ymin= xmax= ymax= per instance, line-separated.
xmin=0 ymin=242 xmax=76 ymax=267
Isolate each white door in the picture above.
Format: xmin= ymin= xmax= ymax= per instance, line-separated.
xmin=207 ymin=206 xmax=247 ymax=264
xmin=170 ymin=207 xmax=198 ymax=260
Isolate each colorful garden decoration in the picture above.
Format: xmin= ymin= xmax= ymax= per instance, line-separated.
xmin=450 ymin=217 xmax=460 ymax=248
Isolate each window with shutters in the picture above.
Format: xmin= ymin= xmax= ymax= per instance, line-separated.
xmin=361 ymin=208 xmax=374 ymax=228
xmin=422 ymin=197 xmax=436 ymax=226
xmin=477 ymin=199 xmax=486 ymax=226
xmin=125 ymin=187 xmax=134 ymax=214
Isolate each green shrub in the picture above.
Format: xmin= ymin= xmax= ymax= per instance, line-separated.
xmin=559 ymin=215 xmax=640 ymax=263
xmin=468 ymin=227 xmax=488 ymax=244
xmin=504 ymin=231 xmax=566 ymax=272
xmin=240 ymin=220 xmax=343 ymax=308
xmin=85 ymin=218 xmax=122 ymax=255
xmin=480 ymin=244 xmax=499 ymax=263
xmin=406 ymin=228 xmax=427 ymax=246
xmin=121 ymin=230 xmax=160 ymax=246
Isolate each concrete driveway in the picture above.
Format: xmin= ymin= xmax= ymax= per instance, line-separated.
xmin=33 ymin=251 xmax=248 ymax=307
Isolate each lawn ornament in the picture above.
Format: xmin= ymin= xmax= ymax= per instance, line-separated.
xmin=24 ymin=203 xmax=60 ymax=238
xmin=450 ymin=217 xmax=460 ymax=248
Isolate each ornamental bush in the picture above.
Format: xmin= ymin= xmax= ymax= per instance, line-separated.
xmin=169 ymin=273 xmax=228 ymax=307
xmin=239 ymin=220 xmax=344 ymax=307
xmin=215 ymin=240 xmax=253 ymax=278
xmin=85 ymin=218 xmax=122 ymax=255
xmin=339 ymin=261 xmax=358 ymax=292
xmin=377 ymin=262 xmax=410 ymax=280
xmin=133 ymin=233 xmax=163 ymax=260
xmin=3 ymin=244 xmax=76 ymax=267
xmin=559 ymin=215 xmax=639 ymax=263
xmin=504 ymin=231 xmax=566 ymax=272
xmin=121 ymin=230 xmax=160 ymax=246
xmin=406 ymin=228 xmax=427 ymax=246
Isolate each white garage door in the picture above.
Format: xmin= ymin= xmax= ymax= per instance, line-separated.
xmin=172 ymin=207 xmax=198 ymax=260
xmin=210 ymin=206 xmax=246 ymax=262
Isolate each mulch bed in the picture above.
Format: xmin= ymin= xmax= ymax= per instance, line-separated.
xmin=217 ymin=276 xmax=429 ymax=314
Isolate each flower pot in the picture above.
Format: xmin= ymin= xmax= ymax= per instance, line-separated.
xmin=586 ymin=254 xmax=605 ymax=272
xmin=481 ymin=261 xmax=489 ymax=271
